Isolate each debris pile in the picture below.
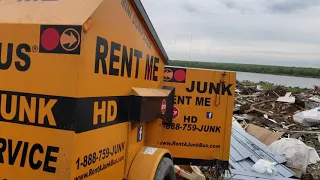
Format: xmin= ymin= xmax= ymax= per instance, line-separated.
xmin=229 ymin=82 xmax=320 ymax=179
xmin=175 ymin=81 xmax=320 ymax=180
xmin=313 ymin=85 xmax=320 ymax=95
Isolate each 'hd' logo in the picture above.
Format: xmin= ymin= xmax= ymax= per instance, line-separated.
xmin=39 ymin=25 xmax=82 ymax=55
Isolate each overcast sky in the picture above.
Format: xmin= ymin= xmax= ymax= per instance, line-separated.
xmin=141 ymin=0 xmax=320 ymax=68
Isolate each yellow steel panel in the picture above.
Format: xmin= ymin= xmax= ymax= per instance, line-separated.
xmin=0 ymin=0 xmax=168 ymax=180
xmin=124 ymin=122 xmax=146 ymax=178
xmin=0 ymin=0 xmax=102 ymax=25
xmin=222 ymin=71 xmax=236 ymax=160
xmin=158 ymin=66 xmax=236 ymax=162
xmin=78 ymin=0 xmax=165 ymax=97
xmin=127 ymin=146 xmax=171 ymax=180
xmin=0 ymin=122 xmax=74 ymax=180
xmin=70 ymin=123 xmax=129 ymax=180
xmin=0 ymin=0 xmax=166 ymax=97
xmin=0 ymin=24 xmax=79 ymax=97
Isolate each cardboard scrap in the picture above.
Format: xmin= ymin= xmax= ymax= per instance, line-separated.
xmin=245 ymin=124 xmax=284 ymax=146
xmin=175 ymin=165 xmax=205 ymax=180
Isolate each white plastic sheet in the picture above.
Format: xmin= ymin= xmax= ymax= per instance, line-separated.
xmin=251 ymin=159 xmax=278 ymax=174
xmin=276 ymin=92 xmax=295 ymax=103
xmin=269 ymin=138 xmax=320 ymax=174
xmin=293 ymin=107 xmax=320 ymax=126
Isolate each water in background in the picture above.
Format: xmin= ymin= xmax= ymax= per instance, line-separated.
xmin=236 ymin=72 xmax=320 ymax=89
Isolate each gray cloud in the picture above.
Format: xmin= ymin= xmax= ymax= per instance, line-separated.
xmin=181 ymin=2 xmax=200 ymax=13
xmin=267 ymin=0 xmax=320 ymax=13
xmin=141 ymin=0 xmax=320 ymax=68
xmin=268 ymin=0 xmax=320 ymax=13
xmin=219 ymin=0 xmax=320 ymax=14
xmin=220 ymin=0 xmax=253 ymax=14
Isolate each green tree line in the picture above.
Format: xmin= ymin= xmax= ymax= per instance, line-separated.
xmin=168 ymin=60 xmax=320 ymax=78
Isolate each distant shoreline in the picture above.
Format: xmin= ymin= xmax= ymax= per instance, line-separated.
xmin=239 ymin=80 xmax=310 ymax=93
xmin=168 ymin=60 xmax=320 ymax=79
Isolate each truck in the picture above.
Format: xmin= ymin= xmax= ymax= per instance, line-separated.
xmin=0 ymin=0 xmax=236 ymax=179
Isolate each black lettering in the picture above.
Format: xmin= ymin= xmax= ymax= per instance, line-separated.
xmin=121 ymin=0 xmax=132 ymax=18
xmin=135 ymin=18 xmax=143 ymax=36
xmin=186 ymin=96 xmax=192 ymax=105
xmin=174 ymin=95 xmax=192 ymax=105
xmin=184 ymin=116 xmax=191 ymax=123
xmin=191 ymin=116 xmax=197 ymax=123
xmin=184 ymin=116 xmax=197 ymax=123
xmin=208 ymin=126 xmax=221 ymax=133
xmin=121 ymin=142 xmax=125 ymax=151
xmin=0 ymin=43 xmax=13 ymax=70
xmin=195 ymin=97 xmax=204 ymax=106
xmin=215 ymin=126 xmax=221 ymax=133
xmin=95 ymin=36 xmax=108 ymax=74
xmin=132 ymin=16 xmax=137 ymax=30
xmin=204 ymin=98 xmax=211 ymax=106
xmin=20 ymin=142 xmax=29 ymax=167
xmin=0 ymin=138 xmax=6 ymax=163
xmin=197 ymin=81 xmax=207 ymax=93
xmin=43 ymin=146 xmax=59 ymax=173
xmin=29 ymin=143 xmax=44 ymax=170
xmin=209 ymin=82 xmax=220 ymax=94
xmin=8 ymin=139 xmax=22 ymax=165
xmin=222 ymin=84 xmax=233 ymax=96
xmin=89 ymin=169 xmax=94 ymax=175
xmin=121 ymin=46 xmax=133 ymax=77
xmin=152 ymin=57 xmax=159 ymax=81
xmin=209 ymin=126 xmax=215 ymax=132
xmin=145 ymin=54 xmax=153 ymax=80
xmin=186 ymin=81 xmax=194 ymax=92
xmin=110 ymin=42 xmax=120 ymax=76
xmin=195 ymin=97 xmax=211 ymax=107
xmin=15 ymin=43 xmax=31 ymax=71
xmin=130 ymin=13 xmax=151 ymax=49
xmin=134 ymin=49 xmax=142 ymax=78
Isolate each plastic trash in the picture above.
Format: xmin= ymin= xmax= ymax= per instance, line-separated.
xmin=309 ymin=96 xmax=320 ymax=103
xmin=251 ymin=159 xmax=277 ymax=174
xmin=276 ymin=92 xmax=295 ymax=103
xmin=293 ymin=107 xmax=320 ymax=127
xmin=269 ymin=138 xmax=320 ymax=174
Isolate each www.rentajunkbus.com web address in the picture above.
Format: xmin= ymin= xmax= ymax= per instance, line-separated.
xmin=74 ymin=156 xmax=125 ymax=180
xmin=160 ymin=141 xmax=220 ymax=148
